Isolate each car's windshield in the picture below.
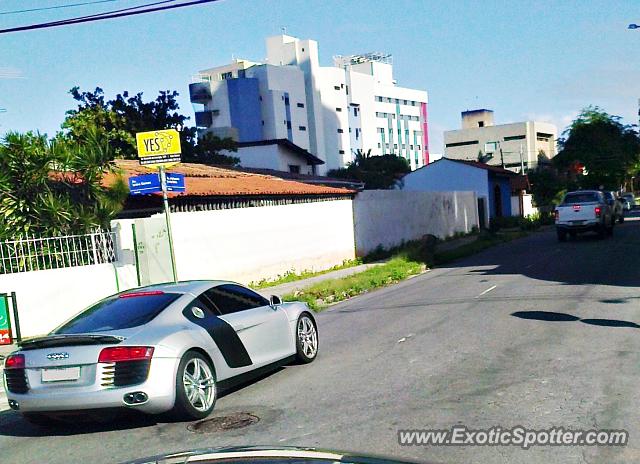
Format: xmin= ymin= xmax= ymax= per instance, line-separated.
xmin=53 ymin=293 xmax=181 ymax=334
xmin=562 ymin=192 xmax=600 ymax=204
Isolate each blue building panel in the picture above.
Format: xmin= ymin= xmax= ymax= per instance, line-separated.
xmin=227 ymin=78 xmax=262 ymax=142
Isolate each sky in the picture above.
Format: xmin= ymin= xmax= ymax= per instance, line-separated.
xmin=1 ymin=0 xmax=640 ymax=153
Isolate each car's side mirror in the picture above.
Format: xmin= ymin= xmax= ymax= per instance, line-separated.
xmin=269 ymin=295 xmax=282 ymax=308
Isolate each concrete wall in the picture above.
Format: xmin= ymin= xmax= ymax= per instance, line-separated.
xmin=165 ymin=199 xmax=356 ymax=285
xmin=402 ymin=159 xmax=489 ymax=225
xmin=0 ymin=263 xmax=128 ymax=338
xmin=353 ymin=190 xmax=479 ymax=256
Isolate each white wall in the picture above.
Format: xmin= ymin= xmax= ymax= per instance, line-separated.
xmin=167 ymin=200 xmax=356 ymax=285
xmin=353 ymin=190 xmax=479 ymax=256
xmin=233 ymin=144 xmax=315 ymax=174
xmin=0 ymin=264 xmax=125 ymax=338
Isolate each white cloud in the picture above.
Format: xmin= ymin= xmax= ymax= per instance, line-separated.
xmin=0 ymin=67 xmax=24 ymax=79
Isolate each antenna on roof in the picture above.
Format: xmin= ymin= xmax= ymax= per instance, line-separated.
xmin=281 ymin=26 xmax=287 ymax=35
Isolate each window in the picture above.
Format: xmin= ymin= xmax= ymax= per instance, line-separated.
xmin=337 ymin=128 xmax=344 ymax=133
xmin=562 ymin=192 xmax=600 ymax=204
xmin=378 ymin=143 xmax=381 ymax=148
xmin=410 ymin=145 xmax=414 ymax=150
xmin=220 ymin=71 xmax=232 ymax=80
xmin=286 ymin=121 xmax=292 ymax=129
xmin=262 ymin=120 xmax=264 ymax=126
xmin=417 ymin=145 xmax=421 ymax=150
xmin=504 ymin=135 xmax=526 ymax=141
xmin=204 ymin=284 xmax=269 ymax=315
xmin=297 ymin=102 xmax=305 ymax=108
xmin=334 ymin=85 xmax=341 ymax=90
xmin=376 ymin=96 xmax=383 ymax=102
xmin=289 ymin=165 xmax=301 ymax=174
xmin=284 ymin=96 xmax=290 ymax=105
xmin=339 ymin=150 xmax=345 ymax=154
xmin=403 ymin=100 xmax=408 ymax=105
xmin=299 ymin=126 xmax=306 ymax=131
xmin=336 ymin=107 xmax=342 ymax=112
xmin=355 ymin=128 xmax=360 ymax=140
xmin=445 ymin=140 xmax=479 ymax=147
xmin=394 ymin=144 xmax=398 ymax=149
xmin=536 ymin=132 xmax=553 ymax=142
xmin=259 ymin=96 xmax=262 ymax=101
xmin=54 ymin=292 xmax=182 ymax=334
xmin=478 ymin=121 xmax=484 ymax=127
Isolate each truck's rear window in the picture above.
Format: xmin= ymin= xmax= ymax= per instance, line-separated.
xmin=53 ymin=292 xmax=181 ymax=334
xmin=563 ymin=192 xmax=599 ymax=204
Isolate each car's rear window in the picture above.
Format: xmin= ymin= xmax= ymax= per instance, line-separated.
xmin=53 ymin=292 xmax=181 ymax=334
xmin=563 ymin=192 xmax=599 ymax=204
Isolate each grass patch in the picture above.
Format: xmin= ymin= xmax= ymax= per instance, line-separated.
xmin=283 ymin=257 xmax=425 ymax=311
xmin=249 ymin=259 xmax=362 ymax=290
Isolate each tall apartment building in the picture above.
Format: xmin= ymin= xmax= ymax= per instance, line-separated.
xmin=189 ymin=35 xmax=429 ymax=174
xmin=443 ymin=110 xmax=557 ymax=172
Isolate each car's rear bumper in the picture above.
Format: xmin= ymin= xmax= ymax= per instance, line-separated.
xmin=4 ymin=357 xmax=178 ymax=415
xmin=556 ymin=222 xmax=601 ymax=232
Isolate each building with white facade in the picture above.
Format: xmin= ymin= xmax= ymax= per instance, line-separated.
xmin=443 ymin=110 xmax=557 ymax=172
xmin=190 ymin=35 xmax=429 ymax=174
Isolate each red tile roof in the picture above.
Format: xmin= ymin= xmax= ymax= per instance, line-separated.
xmin=106 ymin=160 xmax=355 ymax=197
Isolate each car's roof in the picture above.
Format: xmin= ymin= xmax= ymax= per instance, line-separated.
xmin=129 ymin=280 xmax=240 ymax=295
xmin=565 ymin=190 xmax=600 ymax=195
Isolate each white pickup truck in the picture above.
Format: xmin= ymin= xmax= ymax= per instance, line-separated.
xmin=555 ymin=190 xmax=614 ymax=241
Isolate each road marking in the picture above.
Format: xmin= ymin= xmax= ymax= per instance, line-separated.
xmin=476 ymin=285 xmax=497 ymax=298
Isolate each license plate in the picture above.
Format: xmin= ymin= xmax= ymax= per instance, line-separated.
xmin=41 ymin=366 xmax=80 ymax=382
xmin=571 ymin=220 xmax=584 ymax=225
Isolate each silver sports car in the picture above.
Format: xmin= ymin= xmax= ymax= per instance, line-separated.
xmin=3 ymin=280 xmax=318 ymax=424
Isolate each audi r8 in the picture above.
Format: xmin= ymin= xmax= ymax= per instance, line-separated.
xmin=2 ymin=280 xmax=318 ymax=425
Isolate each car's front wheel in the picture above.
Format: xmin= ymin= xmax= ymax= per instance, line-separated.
xmin=295 ymin=313 xmax=318 ymax=363
xmin=172 ymin=351 xmax=217 ymax=421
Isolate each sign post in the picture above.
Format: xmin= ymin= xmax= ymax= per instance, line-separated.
xmin=0 ymin=292 xmax=21 ymax=345
xmin=135 ymin=129 xmax=183 ymax=283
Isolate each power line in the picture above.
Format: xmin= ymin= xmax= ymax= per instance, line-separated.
xmin=0 ymin=0 xmax=119 ymax=16
xmin=0 ymin=0 xmax=220 ymax=34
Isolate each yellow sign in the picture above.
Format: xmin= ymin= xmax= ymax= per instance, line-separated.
xmin=136 ymin=129 xmax=182 ymax=167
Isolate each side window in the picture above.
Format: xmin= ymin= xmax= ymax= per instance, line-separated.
xmin=205 ymin=284 xmax=269 ymax=315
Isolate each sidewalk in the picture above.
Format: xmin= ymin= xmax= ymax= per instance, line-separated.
xmin=256 ymin=262 xmax=384 ymax=297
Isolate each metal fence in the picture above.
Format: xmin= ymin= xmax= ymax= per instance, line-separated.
xmin=0 ymin=231 xmax=117 ymax=275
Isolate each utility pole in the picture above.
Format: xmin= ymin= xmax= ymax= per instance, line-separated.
xmin=499 ymin=146 xmax=505 ymax=168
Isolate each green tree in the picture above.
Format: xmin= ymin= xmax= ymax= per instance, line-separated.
xmin=327 ymin=150 xmax=411 ymax=189
xmin=63 ymin=87 xmax=238 ymax=164
xmin=0 ymin=130 xmax=127 ymax=239
xmin=554 ymin=106 xmax=640 ymax=189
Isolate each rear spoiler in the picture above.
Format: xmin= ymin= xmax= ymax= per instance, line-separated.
xmin=19 ymin=334 xmax=123 ymax=351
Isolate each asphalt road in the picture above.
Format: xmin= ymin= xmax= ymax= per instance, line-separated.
xmin=2 ymin=215 xmax=640 ymax=464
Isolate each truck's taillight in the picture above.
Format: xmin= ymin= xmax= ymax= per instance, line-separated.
xmin=554 ymin=210 xmax=559 ymax=221
xmin=595 ymin=206 xmax=602 ymax=217
xmin=98 ymin=346 xmax=154 ymax=363
xmin=5 ymin=354 xmax=25 ymax=369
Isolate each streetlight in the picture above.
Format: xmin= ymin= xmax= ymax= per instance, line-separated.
xmin=628 ymin=24 xmax=640 ymax=29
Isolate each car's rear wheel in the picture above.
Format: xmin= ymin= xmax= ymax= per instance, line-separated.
xmin=22 ymin=412 xmax=57 ymax=428
xmin=569 ymin=230 xmax=577 ymax=239
xmin=295 ymin=313 xmax=318 ymax=363
xmin=172 ymin=351 xmax=217 ymax=421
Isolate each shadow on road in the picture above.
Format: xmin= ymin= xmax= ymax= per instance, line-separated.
xmin=0 ymin=408 xmax=158 ymax=437
xmin=442 ymin=216 xmax=640 ymax=288
xmin=512 ymin=311 xmax=640 ymax=329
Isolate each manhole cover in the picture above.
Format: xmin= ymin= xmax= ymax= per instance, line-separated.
xmin=188 ymin=412 xmax=259 ymax=433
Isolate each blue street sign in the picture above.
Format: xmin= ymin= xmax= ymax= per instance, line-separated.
xmin=129 ymin=173 xmax=161 ymax=195
xmin=166 ymin=172 xmax=186 ymax=192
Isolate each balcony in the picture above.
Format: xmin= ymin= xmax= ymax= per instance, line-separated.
xmin=189 ymin=82 xmax=212 ymax=103
xmin=195 ymin=110 xmax=214 ymax=128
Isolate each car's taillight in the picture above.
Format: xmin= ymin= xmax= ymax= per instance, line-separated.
xmin=595 ymin=206 xmax=602 ymax=217
xmin=119 ymin=290 xmax=164 ymax=299
xmin=98 ymin=346 xmax=154 ymax=363
xmin=5 ymin=354 xmax=25 ymax=369
xmin=554 ymin=210 xmax=559 ymax=221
